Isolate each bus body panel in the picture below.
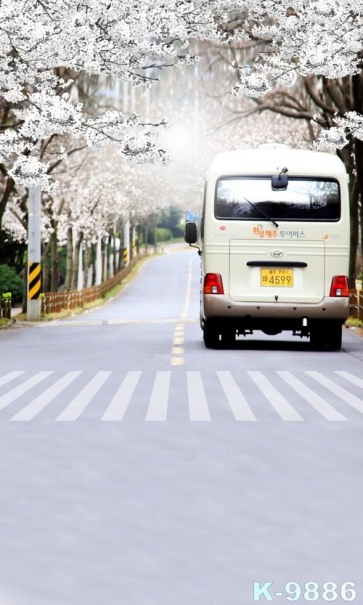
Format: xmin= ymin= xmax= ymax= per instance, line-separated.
xmin=229 ymin=239 xmax=325 ymax=304
xmin=197 ymin=146 xmax=350 ymax=346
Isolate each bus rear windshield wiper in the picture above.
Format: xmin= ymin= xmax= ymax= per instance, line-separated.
xmin=243 ymin=197 xmax=279 ymax=228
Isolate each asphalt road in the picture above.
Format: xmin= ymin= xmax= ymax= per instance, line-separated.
xmin=0 ymin=247 xmax=362 ymax=605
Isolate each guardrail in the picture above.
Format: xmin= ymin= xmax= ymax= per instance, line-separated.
xmin=41 ymin=250 xmax=151 ymax=316
xmin=0 ymin=293 xmax=12 ymax=319
xmin=350 ymin=289 xmax=363 ymax=322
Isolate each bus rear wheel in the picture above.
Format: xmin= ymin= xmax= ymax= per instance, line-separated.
xmin=310 ymin=321 xmax=342 ymax=351
xmin=203 ymin=320 xmax=220 ymax=349
xmin=323 ymin=321 xmax=342 ymax=351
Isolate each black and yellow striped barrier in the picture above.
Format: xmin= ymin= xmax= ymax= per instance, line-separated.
xmin=28 ymin=262 xmax=41 ymax=299
xmin=123 ymin=247 xmax=128 ymax=265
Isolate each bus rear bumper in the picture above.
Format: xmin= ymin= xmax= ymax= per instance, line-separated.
xmin=203 ymin=295 xmax=350 ymax=323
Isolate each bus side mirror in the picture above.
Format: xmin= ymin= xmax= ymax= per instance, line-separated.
xmin=184 ymin=221 xmax=197 ymax=244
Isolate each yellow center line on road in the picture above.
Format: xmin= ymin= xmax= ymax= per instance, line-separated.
xmin=171 ymin=258 xmax=193 ymax=366
xmin=172 ymin=347 xmax=184 ymax=355
xmin=171 ymin=329 xmax=185 ymax=365
xmin=171 ymin=357 xmax=184 ymax=366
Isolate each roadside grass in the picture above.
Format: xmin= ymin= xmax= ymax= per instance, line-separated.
xmin=345 ymin=317 xmax=363 ymax=337
xmin=345 ymin=317 xmax=363 ymax=328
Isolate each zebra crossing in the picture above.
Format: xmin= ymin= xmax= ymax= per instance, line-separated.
xmin=0 ymin=369 xmax=362 ymax=422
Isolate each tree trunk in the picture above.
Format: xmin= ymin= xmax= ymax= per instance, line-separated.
xmin=91 ymin=244 xmax=97 ymax=286
xmin=352 ymin=72 xmax=363 ymax=285
xmin=101 ymin=238 xmax=106 ymax=282
xmin=338 ymin=143 xmax=359 ymax=286
xmin=113 ymin=233 xmax=117 ymax=276
xmin=65 ymin=226 xmax=73 ymax=290
xmin=42 ymin=251 xmax=50 ymax=293
xmin=348 ymin=177 xmax=359 ymax=286
xmin=41 ymin=238 xmax=52 ymax=293
xmin=136 ymin=224 xmax=141 ymax=253
xmin=51 ymin=230 xmax=59 ymax=292
xmin=21 ymin=264 xmax=28 ymax=314
xmin=106 ymin=236 xmax=111 ymax=280
xmin=118 ymin=227 xmax=124 ymax=271
xmin=83 ymin=245 xmax=91 ymax=288
xmin=152 ymin=214 xmax=159 ymax=253
xmin=353 ymin=138 xmax=363 ymax=285
xmin=0 ymin=176 xmax=15 ymax=232
xmin=144 ymin=225 xmax=149 ymax=252
xmin=71 ymin=233 xmax=83 ymax=290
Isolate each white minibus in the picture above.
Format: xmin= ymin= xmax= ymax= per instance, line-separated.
xmin=185 ymin=145 xmax=350 ymax=350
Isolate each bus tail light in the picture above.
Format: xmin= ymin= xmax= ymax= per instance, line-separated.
xmin=204 ymin=273 xmax=224 ymax=294
xmin=330 ymin=276 xmax=350 ymax=297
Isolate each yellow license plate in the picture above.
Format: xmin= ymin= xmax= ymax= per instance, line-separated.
xmin=261 ymin=268 xmax=293 ymax=287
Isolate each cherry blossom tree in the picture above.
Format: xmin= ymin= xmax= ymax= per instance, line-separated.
xmin=2 ymin=1 xmax=363 ymax=185
xmin=0 ymin=0 xmax=227 ymax=228
xmin=2 ymin=0 xmax=363 ymax=286
xmin=202 ymin=2 xmax=363 ymax=281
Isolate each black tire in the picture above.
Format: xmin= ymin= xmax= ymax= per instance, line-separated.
xmin=310 ymin=321 xmax=342 ymax=351
xmin=324 ymin=321 xmax=342 ymax=351
xmin=203 ymin=321 xmax=220 ymax=349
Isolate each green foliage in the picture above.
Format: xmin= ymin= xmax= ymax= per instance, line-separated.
xmin=0 ymin=265 xmax=24 ymax=304
xmin=56 ymin=246 xmax=67 ymax=284
xmin=170 ymin=224 xmax=185 ymax=238
xmin=146 ymin=227 xmax=173 ymax=245
xmin=155 ymin=227 xmax=173 ymax=242
xmin=146 ymin=206 xmax=183 ymax=244
xmin=158 ymin=206 xmax=183 ymax=230
xmin=0 ymin=229 xmax=27 ymax=273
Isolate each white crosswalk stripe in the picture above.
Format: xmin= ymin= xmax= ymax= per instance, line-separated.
xmin=248 ymin=371 xmax=303 ymax=421
xmin=102 ymin=371 xmax=141 ymax=421
xmin=306 ymin=371 xmax=363 ymax=415
xmin=187 ymin=371 xmax=211 ymax=421
xmin=1 ymin=369 xmax=363 ymax=422
xmin=10 ymin=372 xmax=82 ymax=421
xmin=0 ymin=371 xmax=25 ymax=387
xmin=56 ymin=371 xmax=112 ymax=421
xmin=0 ymin=372 xmax=53 ymax=410
xmin=335 ymin=371 xmax=363 ymax=389
xmin=277 ymin=371 xmax=347 ymax=421
xmin=145 ymin=371 xmax=170 ymax=421
xmin=217 ymin=371 xmax=256 ymax=421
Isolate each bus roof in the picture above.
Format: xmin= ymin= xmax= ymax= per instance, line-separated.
xmin=207 ymin=147 xmax=348 ymax=180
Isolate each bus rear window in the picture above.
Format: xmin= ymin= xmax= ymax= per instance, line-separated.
xmin=215 ymin=177 xmax=340 ymax=221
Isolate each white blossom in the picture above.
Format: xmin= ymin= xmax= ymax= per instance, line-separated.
xmin=313 ymin=127 xmax=348 ymax=151
xmin=0 ymin=0 xmax=222 ymax=190
xmin=231 ymin=72 xmax=271 ymax=98
xmin=1 ymin=0 xmax=363 ymax=192
xmin=8 ymin=156 xmax=57 ymax=191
